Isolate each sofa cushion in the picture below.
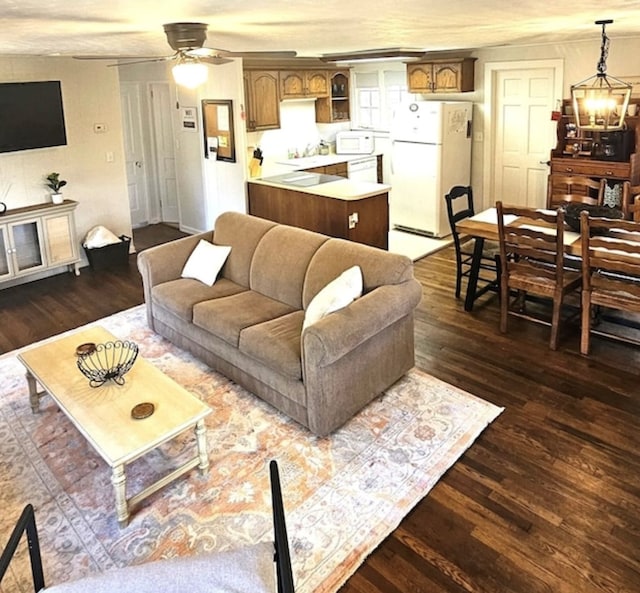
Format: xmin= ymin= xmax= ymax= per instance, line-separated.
xmin=213 ymin=212 xmax=277 ymax=287
xmin=44 ymin=541 xmax=276 ymax=593
xmin=181 ymin=240 xmax=231 ymax=286
xmin=250 ymin=224 xmax=328 ymax=308
xmin=303 ymin=265 xmax=363 ymax=331
xmin=239 ymin=311 xmax=305 ymax=379
xmin=153 ymin=278 xmax=247 ymax=321
xmin=193 ymin=290 xmax=296 ymax=347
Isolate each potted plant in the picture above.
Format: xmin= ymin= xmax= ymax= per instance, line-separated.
xmin=45 ymin=172 xmax=67 ymax=204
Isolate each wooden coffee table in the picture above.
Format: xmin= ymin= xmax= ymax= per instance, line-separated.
xmin=18 ymin=326 xmax=212 ymax=527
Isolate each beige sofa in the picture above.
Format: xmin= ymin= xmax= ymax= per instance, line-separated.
xmin=137 ymin=212 xmax=422 ymax=436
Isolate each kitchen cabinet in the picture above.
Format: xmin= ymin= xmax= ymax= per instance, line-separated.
xmin=280 ymin=70 xmax=330 ymax=99
xmin=407 ymin=58 xmax=476 ymax=93
xmin=0 ymin=200 xmax=80 ymax=286
xmin=316 ymin=70 xmax=350 ymax=123
xmin=243 ymin=70 xmax=281 ymax=131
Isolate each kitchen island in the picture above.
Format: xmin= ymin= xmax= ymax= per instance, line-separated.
xmin=247 ymin=172 xmax=390 ymax=249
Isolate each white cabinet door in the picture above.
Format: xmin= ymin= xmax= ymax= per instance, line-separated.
xmin=0 ymin=225 xmax=13 ymax=280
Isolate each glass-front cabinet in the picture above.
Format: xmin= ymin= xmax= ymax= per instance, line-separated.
xmin=8 ymin=219 xmax=45 ymax=275
xmin=0 ymin=225 xmax=12 ymax=280
xmin=0 ymin=200 xmax=80 ymax=287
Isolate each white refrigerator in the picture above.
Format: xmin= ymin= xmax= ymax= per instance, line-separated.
xmin=389 ymin=101 xmax=473 ymax=238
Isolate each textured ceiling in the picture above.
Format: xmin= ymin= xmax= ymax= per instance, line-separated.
xmin=2 ymin=1 xmax=640 ymax=58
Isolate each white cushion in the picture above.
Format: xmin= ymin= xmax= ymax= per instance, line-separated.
xmin=44 ymin=541 xmax=276 ymax=593
xmin=181 ymin=240 xmax=231 ymax=286
xmin=303 ymin=265 xmax=363 ymax=331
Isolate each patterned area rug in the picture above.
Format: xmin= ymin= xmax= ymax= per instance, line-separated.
xmin=0 ymin=306 xmax=502 ymax=593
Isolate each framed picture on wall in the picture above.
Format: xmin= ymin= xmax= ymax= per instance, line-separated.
xmin=181 ymin=107 xmax=198 ymax=132
xmin=201 ymin=99 xmax=236 ymax=162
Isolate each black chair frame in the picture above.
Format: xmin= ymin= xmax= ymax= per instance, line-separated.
xmin=445 ymin=185 xmax=500 ymax=304
xmin=1 ymin=460 xmax=294 ymax=593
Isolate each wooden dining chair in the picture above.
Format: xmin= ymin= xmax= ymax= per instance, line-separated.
xmin=579 ymin=211 xmax=640 ymax=355
xmin=624 ymin=182 xmax=640 ymax=221
xmin=546 ymin=174 xmax=604 ymax=210
xmin=444 ymin=185 xmax=500 ymax=302
xmin=0 ymin=460 xmax=295 ymax=593
xmin=496 ymin=201 xmax=582 ymax=350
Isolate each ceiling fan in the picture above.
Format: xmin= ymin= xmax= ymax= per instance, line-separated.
xmin=115 ymin=22 xmax=297 ymax=67
xmin=79 ymin=22 xmax=296 ymax=87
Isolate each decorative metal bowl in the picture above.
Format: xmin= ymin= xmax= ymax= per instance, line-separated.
xmin=563 ymin=203 xmax=625 ymax=233
xmin=76 ymin=340 xmax=139 ymax=387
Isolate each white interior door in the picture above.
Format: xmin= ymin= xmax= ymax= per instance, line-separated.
xmin=485 ymin=60 xmax=563 ymax=208
xmin=150 ymin=83 xmax=179 ymax=223
xmin=120 ymin=83 xmax=149 ymax=227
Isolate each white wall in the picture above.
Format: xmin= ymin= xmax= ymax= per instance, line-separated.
xmin=470 ymin=35 xmax=640 ymax=209
xmin=0 ymin=57 xmax=132 ymax=258
xmin=4 ymin=34 xmax=639 ymax=250
xmin=119 ymin=59 xmax=248 ymax=232
xmin=250 ymin=99 xmax=348 ymax=159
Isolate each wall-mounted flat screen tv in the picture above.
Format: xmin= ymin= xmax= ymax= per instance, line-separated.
xmin=0 ymin=81 xmax=67 ymax=153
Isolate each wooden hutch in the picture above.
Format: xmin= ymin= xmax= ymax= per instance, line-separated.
xmin=549 ymin=99 xmax=640 ymax=195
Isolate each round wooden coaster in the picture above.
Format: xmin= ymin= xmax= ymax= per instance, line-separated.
xmin=131 ymin=402 xmax=155 ymax=420
xmin=75 ymin=342 xmax=96 ymax=356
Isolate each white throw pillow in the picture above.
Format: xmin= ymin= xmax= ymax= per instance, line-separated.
xmin=303 ymin=265 xmax=363 ymax=331
xmin=181 ymin=240 xmax=231 ymax=286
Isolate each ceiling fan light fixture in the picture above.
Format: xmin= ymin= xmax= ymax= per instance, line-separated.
xmin=570 ymin=20 xmax=631 ymax=131
xmin=172 ymin=57 xmax=208 ymax=88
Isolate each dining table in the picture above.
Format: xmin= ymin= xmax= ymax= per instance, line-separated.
xmin=455 ymin=207 xmax=581 ymax=312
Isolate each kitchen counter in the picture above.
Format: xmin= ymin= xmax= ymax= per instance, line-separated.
xmin=247 ymin=173 xmax=390 ymax=249
xmin=250 ymin=173 xmax=390 ymax=202
xmin=256 ymin=152 xmax=383 ymax=178
xmin=275 ymin=152 xmax=381 ymax=168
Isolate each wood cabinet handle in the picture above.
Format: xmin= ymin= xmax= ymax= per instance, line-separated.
xmin=605 ymin=171 xmax=613 ymax=175
xmin=564 ymin=167 xmax=573 ymax=173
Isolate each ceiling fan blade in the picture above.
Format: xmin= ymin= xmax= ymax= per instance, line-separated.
xmin=73 ymin=55 xmax=163 ymax=60
xmin=108 ymin=55 xmax=175 ymax=67
xmin=199 ymin=56 xmax=234 ymax=65
xmin=216 ymin=50 xmax=298 ymax=58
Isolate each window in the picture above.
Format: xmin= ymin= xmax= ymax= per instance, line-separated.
xmin=353 ymin=66 xmax=413 ymax=131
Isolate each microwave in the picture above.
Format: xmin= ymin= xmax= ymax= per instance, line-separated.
xmin=335 ymin=131 xmax=375 ymax=155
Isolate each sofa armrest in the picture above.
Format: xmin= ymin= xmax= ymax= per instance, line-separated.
xmin=137 ymin=231 xmax=213 ymax=288
xmin=301 ymin=278 xmax=422 ymax=368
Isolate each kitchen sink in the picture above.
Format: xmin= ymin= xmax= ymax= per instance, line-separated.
xmin=275 ymin=156 xmax=326 ymax=167
xmin=261 ymin=172 xmax=342 ymax=187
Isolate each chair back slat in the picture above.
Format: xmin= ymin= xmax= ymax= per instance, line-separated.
xmin=547 ymin=174 xmax=603 ymax=210
xmin=270 ymin=460 xmax=295 ymax=593
xmin=497 ymin=202 xmax=568 ymax=283
xmin=580 ymin=210 xmax=640 ymax=292
xmin=0 ymin=504 xmax=45 ymax=593
xmin=497 ymin=201 xmax=582 ymax=350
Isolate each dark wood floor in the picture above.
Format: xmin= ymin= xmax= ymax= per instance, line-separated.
xmin=1 ymin=224 xmax=639 ymax=593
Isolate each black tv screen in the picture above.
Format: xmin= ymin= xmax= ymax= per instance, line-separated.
xmin=0 ymin=81 xmax=67 ymax=153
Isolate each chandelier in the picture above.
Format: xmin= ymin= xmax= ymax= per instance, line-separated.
xmin=570 ymin=19 xmax=631 ymax=131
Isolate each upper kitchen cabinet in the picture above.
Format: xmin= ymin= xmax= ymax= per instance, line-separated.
xmin=280 ymin=70 xmax=330 ymax=99
xmin=243 ymin=70 xmax=281 ymax=131
xmin=316 ymin=70 xmax=350 ymax=123
xmin=407 ymin=58 xmax=476 ymax=93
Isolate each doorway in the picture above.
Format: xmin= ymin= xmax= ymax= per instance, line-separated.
xmin=120 ymin=82 xmax=179 ymax=227
xmin=484 ymin=59 xmax=563 ymax=208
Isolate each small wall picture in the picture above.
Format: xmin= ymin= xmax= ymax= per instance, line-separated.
xmin=182 ymin=107 xmax=198 ymax=132
xmin=201 ymin=99 xmax=236 ymax=162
